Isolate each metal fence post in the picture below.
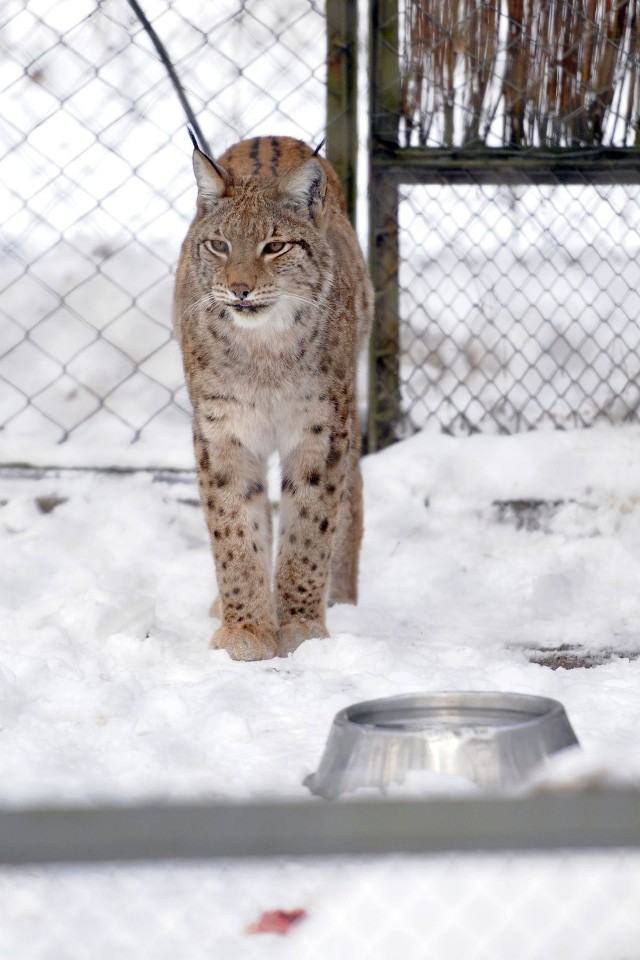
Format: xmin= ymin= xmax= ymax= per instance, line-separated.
xmin=368 ymin=0 xmax=401 ymax=451
xmin=326 ymin=0 xmax=359 ymax=228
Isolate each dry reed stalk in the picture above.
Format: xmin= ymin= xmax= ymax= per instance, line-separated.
xmin=443 ymin=0 xmax=457 ymax=145
xmin=400 ymin=0 xmax=640 ymax=147
xmin=465 ymin=0 xmax=501 ymax=142
xmin=505 ymin=0 xmax=526 ymax=145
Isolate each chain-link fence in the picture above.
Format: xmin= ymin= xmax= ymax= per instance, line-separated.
xmin=368 ymin=0 xmax=640 ymax=447
xmin=4 ymin=852 xmax=640 ymax=958
xmin=4 ymin=0 xmax=640 ymax=461
xmin=1 ymin=793 xmax=639 ymax=959
xmin=1 ymin=0 xmax=327 ymax=468
xmin=398 ymin=178 xmax=640 ymax=436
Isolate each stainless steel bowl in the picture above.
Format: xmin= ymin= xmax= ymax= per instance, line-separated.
xmin=305 ymin=691 xmax=579 ymax=799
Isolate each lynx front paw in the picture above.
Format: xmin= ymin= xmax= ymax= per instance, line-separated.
xmin=279 ymin=619 xmax=329 ymax=656
xmin=211 ymin=624 xmax=279 ymax=661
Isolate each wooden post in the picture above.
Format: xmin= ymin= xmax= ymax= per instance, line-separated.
xmin=326 ymin=0 xmax=359 ymax=227
xmin=368 ymin=0 xmax=401 ymax=450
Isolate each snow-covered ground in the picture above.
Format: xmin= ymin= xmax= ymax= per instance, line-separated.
xmin=2 ymin=424 xmax=640 ymax=804
xmin=2 ymin=424 xmax=640 ymax=958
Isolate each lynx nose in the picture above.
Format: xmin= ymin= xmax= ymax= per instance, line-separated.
xmin=229 ymin=282 xmax=252 ymax=301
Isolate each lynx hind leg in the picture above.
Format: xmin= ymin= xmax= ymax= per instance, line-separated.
xmin=329 ymin=424 xmax=363 ymax=606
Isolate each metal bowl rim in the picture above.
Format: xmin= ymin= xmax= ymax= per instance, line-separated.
xmin=332 ymin=690 xmax=570 ymax=734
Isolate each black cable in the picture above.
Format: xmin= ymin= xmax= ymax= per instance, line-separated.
xmin=125 ymin=0 xmax=211 ymax=156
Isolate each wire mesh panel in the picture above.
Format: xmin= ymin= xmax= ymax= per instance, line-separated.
xmin=0 ymin=0 xmax=326 ymax=468
xmin=399 ymin=178 xmax=640 ymax=435
xmin=1 ymin=851 xmax=639 ymax=959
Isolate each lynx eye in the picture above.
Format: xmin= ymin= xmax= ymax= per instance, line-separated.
xmin=204 ymin=238 xmax=229 ymax=255
xmin=262 ymin=239 xmax=290 ymax=256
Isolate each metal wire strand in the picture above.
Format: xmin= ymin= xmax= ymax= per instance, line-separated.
xmin=125 ymin=0 xmax=211 ymax=157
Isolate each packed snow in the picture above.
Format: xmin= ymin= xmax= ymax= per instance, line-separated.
xmin=2 ymin=425 xmax=640 ymax=959
xmin=2 ymin=424 xmax=640 ymax=805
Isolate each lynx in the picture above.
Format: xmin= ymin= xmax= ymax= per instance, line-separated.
xmin=173 ymin=135 xmax=373 ymax=661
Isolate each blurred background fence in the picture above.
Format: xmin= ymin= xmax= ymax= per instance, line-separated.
xmin=0 ymin=0 xmax=338 ymax=468
xmin=2 ymin=0 xmax=640 ymax=464
xmin=1 ymin=792 xmax=639 ymax=959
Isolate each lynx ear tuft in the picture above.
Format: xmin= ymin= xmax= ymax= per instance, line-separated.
xmin=279 ymin=158 xmax=327 ymax=221
xmin=192 ymin=149 xmax=230 ymax=203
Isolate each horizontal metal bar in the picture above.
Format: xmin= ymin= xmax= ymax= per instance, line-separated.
xmin=0 ymin=792 xmax=638 ymax=865
xmin=0 ymin=466 xmax=194 ymax=482
xmin=372 ymin=146 xmax=640 ymax=185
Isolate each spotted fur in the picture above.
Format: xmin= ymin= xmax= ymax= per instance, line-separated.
xmin=173 ymin=136 xmax=373 ymax=661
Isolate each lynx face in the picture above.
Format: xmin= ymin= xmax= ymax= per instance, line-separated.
xmin=185 ymin=160 xmax=332 ymax=333
xmin=173 ymin=136 xmax=373 ymax=662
